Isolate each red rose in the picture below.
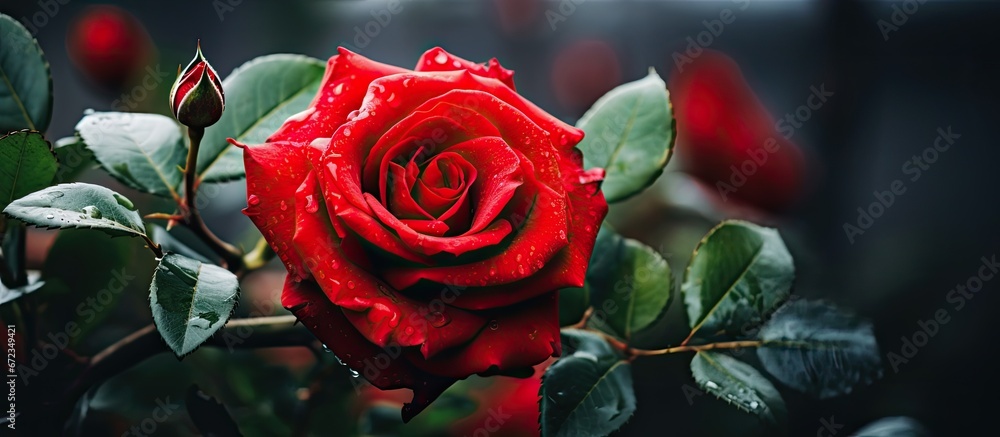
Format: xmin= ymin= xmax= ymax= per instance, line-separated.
xmin=237 ymin=47 xmax=607 ymax=420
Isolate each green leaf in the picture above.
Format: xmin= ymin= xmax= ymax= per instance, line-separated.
xmin=682 ymin=220 xmax=793 ymax=341
xmin=540 ymin=329 xmax=635 ymax=437
xmin=199 ymin=54 xmax=326 ymax=183
xmin=75 ymin=112 xmax=187 ymax=198
xmin=576 ymin=69 xmax=675 ymax=203
xmin=690 ymin=351 xmax=786 ymax=426
xmin=0 ymin=15 xmax=52 ymax=132
xmin=0 ymin=130 xmax=57 ymax=211
xmin=150 ymin=253 xmax=239 ymax=357
xmin=2 ymin=183 xmax=146 ymax=238
xmin=1 ymin=222 xmax=25 ymax=287
xmin=756 ymin=299 xmax=882 ymax=399
xmin=851 ymin=417 xmax=929 ymax=437
xmin=586 ymin=225 xmax=673 ymax=339
xmin=53 ymin=136 xmax=95 ymax=183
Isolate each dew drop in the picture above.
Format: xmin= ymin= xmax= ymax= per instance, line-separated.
xmin=489 ymin=320 xmax=499 ymax=330
xmin=248 ymin=194 xmax=260 ymax=206
xmin=427 ymin=311 xmax=451 ymax=328
xmin=489 ymin=267 xmax=496 ymax=276
xmin=333 ymin=83 xmax=344 ymax=95
xmin=304 ymin=195 xmax=319 ymax=213
xmin=434 ymin=52 xmax=448 ymax=64
xmin=705 ymin=381 xmax=720 ymax=390
xmin=45 ymin=214 xmax=54 ymax=219
xmin=403 ymin=78 xmax=413 ymax=88
xmin=343 ymin=128 xmax=352 ymax=137
xmin=748 ymin=401 xmax=759 ymax=410
xmin=404 ymin=326 xmax=414 ymax=335
xmin=517 ymin=265 xmax=525 ymax=275
xmin=347 ymin=281 xmax=356 ymax=289
xmin=279 ymin=200 xmax=288 ymax=211
xmin=113 ymin=193 xmax=136 ymax=210
xmin=559 ymin=230 xmax=567 ymax=240
xmin=286 ymin=107 xmax=316 ymax=123
xmin=81 ymin=205 xmax=101 ymax=219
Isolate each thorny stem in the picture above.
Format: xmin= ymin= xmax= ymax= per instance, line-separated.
xmin=575 ymin=307 xmax=762 ymax=361
xmin=181 ymin=127 xmax=243 ymax=271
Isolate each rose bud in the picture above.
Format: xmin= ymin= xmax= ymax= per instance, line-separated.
xmin=169 ymin=42 xmax=225 ymax=128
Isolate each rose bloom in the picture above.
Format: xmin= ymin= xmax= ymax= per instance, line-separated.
xmin=237 ymin=47 xmax=607 ymax=420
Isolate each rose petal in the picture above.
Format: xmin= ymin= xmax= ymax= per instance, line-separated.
xmin=368 ymin=106 xmax=501 ymax=197
xmin=416 ymin=47 xmax=516 ymax=90
xmin=386 ymin=162 xmax=432 ymax=220
xmin=241 ymin=139 xmax=323 ymax=280
xmin=381 ymin=161 xmax=566 ymax=290
xmin=402 ymin=293 xmax=560 ymax=379
xmin=268 ymin=48 xmax=408 ymax=144
xmin=280 ymin=277 xmax=456 ymax=423
xmin=362 ymin=193 xmax=513 ymax=257
xmin=292 ymin=171 xmax=487 ymax=359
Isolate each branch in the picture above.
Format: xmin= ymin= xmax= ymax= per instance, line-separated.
xmin=53 ymin=315 xmax=311 ymax=428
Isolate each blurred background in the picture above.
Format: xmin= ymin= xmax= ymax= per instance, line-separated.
xmin=1 ymin=0 xmax=998 ymax=435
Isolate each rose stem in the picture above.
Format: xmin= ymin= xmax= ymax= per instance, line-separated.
xmin=182 ymin=126 xmax=243 ymax=271
xmin=52 ymin=315 xmax=311 ymax=431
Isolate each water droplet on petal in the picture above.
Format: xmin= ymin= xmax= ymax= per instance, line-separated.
xmin=427 ymin=311 xmax=451 ymax=328
xmin=304 ymin=195 xmax=319 ymax=213
xmin=489 ymin=320 xmax=499 ymax=330
xmin=248 ymin=195 xmax=260 ymax=206
xmin=45 ymin=214 xmax=55 ymax=220
xmin=285 ymin=107 xmax=316 ymax=123
xmin=343 ymin=128 xmax=352 ymax=137
xmin=333 ymin=83 xmax=344 ymax=95
xmin=705 ymin=381 xmax=720 ymax=390
xmin=279 ymin=200 xmax=288 ymax=211
xmin=434 ymin=52 xmax=448 ymax=64
xmin=347 ymin=281 xmax=356 ymax=289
